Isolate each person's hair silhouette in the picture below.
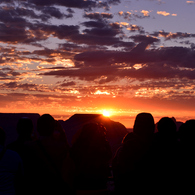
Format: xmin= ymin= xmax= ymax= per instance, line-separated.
xmin=179 ymin=119 xmax=195 ymax=144
xmin=37 ymin=114 xmax=55 ymax=136
xmin=133 ymin=112 xmax=155 ymax=138
xmin=157 ymin=117 xmax=176 ymax=136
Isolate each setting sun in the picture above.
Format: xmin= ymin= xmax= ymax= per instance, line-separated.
xmin=102 ymin=110 xmax=111 ymax=117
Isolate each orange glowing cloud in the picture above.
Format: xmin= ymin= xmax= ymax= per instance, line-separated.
xmin=141 ymin=10 xmax=150 ymax=17
xmin=157 ymin=11 xmax=170 ymax=16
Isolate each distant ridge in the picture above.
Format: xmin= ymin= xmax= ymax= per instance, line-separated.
xmin=59 ymin=114 xmax=128 ymax=153
xmin=0 ymin=113 xmax=128 ymax=153
xmin=68 ymin=113 xmax=103 ymax=122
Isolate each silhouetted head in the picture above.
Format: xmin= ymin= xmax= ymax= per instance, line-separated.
xmin=133 ymin=113 xmax=155 ymax=138
xmin=157 ymin=117 xmax=177 ymax=135
xmin=17 ymin=117 xmax=33 ymax=140
xmin=0 ymin=127 xmax=6 ymax=146
xmin=37 ymin=114 xmax=55 ymax=136
xmin=179 ymin=119 xmax=195 ymax=144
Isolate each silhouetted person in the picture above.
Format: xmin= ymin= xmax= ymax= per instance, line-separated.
xmin=179 ymin=119 xmax=195 ymax=146
xmin=156 ymin=117 xmax=177 ymax=140
xmin=7 ymin=117 xmax=34 ymax=158
xmin=23 ymin=114 xmax=73 ymax=195
xmin=70 ymin=123 xmax=112 ymax=193
xmin=0 ymin=127 xmax=24 ymax=195
xmin=153 ymin=117 xmax=179 ymax=193
xmin=112 ymin=112 xmax=155 ymax=194
xmin=178 ymin=119 xmax=195 ymax=192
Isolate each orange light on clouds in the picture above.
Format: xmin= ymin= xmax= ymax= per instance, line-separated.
xmin=157 ymin=11 xmax=170 ymax=16
xmin=94 ymin=90 xmax=110 ymax=95
xmin=120 ymin=22 xmax=129 ymax=27
xmin=141 ymin=10 xmax=150 ymax=16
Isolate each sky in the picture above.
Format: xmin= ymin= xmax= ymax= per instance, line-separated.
xmin=1 ymin=0 xmax=195 ymax=128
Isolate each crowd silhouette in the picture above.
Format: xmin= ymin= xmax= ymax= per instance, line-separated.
xmin=0 ymin=112 xmax=195 ymax=194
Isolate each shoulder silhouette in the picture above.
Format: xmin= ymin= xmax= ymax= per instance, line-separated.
xmin=0 ymin=127 xmax=24 ymax=195
xmin=70 ymin=122 xmax=112 ymax=191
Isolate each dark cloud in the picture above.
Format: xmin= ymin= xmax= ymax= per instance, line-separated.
xmin=0 ymin=3 xmax=127 ymax=47
xmin=20 ymin=23 xmax=80 ymax=44
xmin=37 ymin=66 xmax=66 ymax=71
xmin=29 ymin=0 xmax=96 ymax=8
xmin=0 ymin=67 xmax=13 ymax=71
xmin=0 ymin=82 xmax=36 ymax=90
xmin=40 ymin=6 xmax=64 ymax=19
xmin=83 ymin=27 xmax=118 ymax=37
xmin=0 ymin=7 xmax=27 ymax=25
xmin=40 ymin=62 xmax=195 ymax=82
xmin=118 ymin=64 xmax=195 ymax=80
xmin=73 ymin=43 xmax=153 ymax=66
xmin=38 ymin=44 xmax=195 ymax=82
xmin=66 ymin=8 xmax=74 ymax=14
xmin=61 ymin=8 xmax=74 ymax=18
xmin=127 ymin=25 xmax=145 ymax=33
xmin=40 ymin=66 xmax=117 ymax=81
xmin=59 ymin=43 xmax=85 ymax=52
xmin=0 ymin=7 xmax=38 ymax=23
xmin=0 ymin=23 xmax=28 ymax=43
xmin=67 ymin=33 xmax=126 ymax=46
xmin=0 ymin=6 xmax=76 ymax=44
xmin=46 ymin=24 xmax=80 ymax=39
xmin=0 ymin=81 xmax=56 ymax=93
xmin=33 ymin=48 xmax=72 ymax=57
xmin=59 ymin=43 xmax=108 ymax=54
xmin=0 ymin=10 xmax=53 ymax=44
xmin=27 ymin=0 xmax=120 ymax=10
xmin=112 ymin=42 xmax=135 ymax=51
xmin=74 ymin=51 xmax=115 ymax=67
xmin=0 ymin=6 xmax=61 ymax=24
xmin=0 ymin=71 xmax=7 ymax=77
xmin=82 ymin=21 xmax=108 ymax=28
xmin=60 ymin=81 xmax=76 ymax=87
xmin=0 ymin=67 xmax=23 ymax=80
xmin=83 ymin=12 xmax=113 ymax=20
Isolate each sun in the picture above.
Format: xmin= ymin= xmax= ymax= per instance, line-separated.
xmin=102 ymin=110 xmax=111 ymax=117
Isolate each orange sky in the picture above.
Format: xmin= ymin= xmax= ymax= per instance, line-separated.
xmin=1 ymin=95 xmax=195 ymax=128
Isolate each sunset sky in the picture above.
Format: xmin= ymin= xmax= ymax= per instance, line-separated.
xmin=1 ymin=0 xmax=195 ymax=127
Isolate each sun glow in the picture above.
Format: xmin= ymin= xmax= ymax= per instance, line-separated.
xmin=102 ymin=110 xmax=111 ymax=117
